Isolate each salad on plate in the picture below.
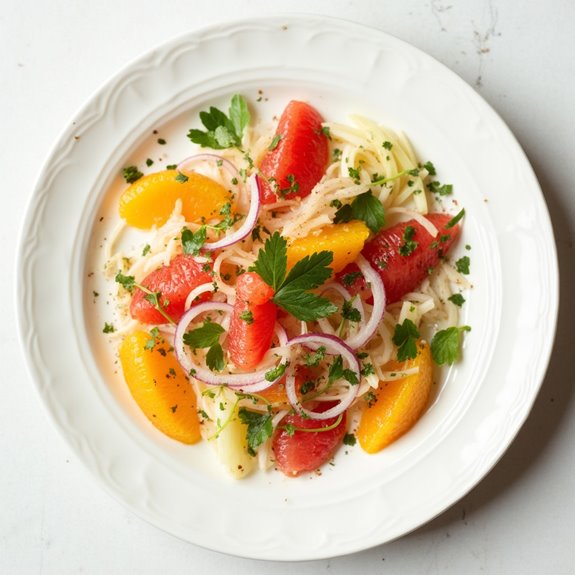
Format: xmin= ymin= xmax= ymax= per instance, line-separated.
xmin=100 ymin=95 xmax=471 ymax=479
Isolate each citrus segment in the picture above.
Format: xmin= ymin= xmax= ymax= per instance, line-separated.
xmin=119 ymin=169 xmax=232 ymax=229
xmin=286 ymin=221 xmax=370 ymax=273
xmin=357 ymin=340 xmax=433 ymax=453
xmin=119 ymin=330 xmax=201 ymax=444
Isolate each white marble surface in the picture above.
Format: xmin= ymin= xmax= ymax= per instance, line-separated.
xmin=2 ymin=0 xmax=574 ymax=573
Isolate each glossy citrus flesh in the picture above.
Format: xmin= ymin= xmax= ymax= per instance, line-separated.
xmin=339 ymin=213 xmax=461 ymax=303
xmin=130 ymin=254 xmax=212 ymax=324
xmin=357 ymin=340 xmax=433 ymax=453
xmin=226 ymin=272 xmax=277 ymax=370
xmin=257 ymin=100 xmax=329 ymax=204
xmin=119 ymin=330 xmax=201 ymax=444
xmin=286 ymin=221 xmax=370 ymax=273
xmin=119 ymin=170 xmax=232 ymax=229
xmin=272 ymin=402 xmax=347 ymax=476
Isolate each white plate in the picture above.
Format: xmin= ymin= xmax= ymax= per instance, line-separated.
xmin=16 ymin=16 xmax=558 ymax=560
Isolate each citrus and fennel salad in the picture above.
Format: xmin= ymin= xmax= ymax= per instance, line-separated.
xmin=103 ymin=95 xmax=471 ymax=479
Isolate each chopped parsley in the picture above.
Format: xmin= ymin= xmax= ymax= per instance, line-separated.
xmin=456 ymin=255 xmax=471 ymax=275
xmin=239 ymin=310 xmax=254 ymax=324
xmin=398 ymin=225 xmax=418 ymax=256
xmin=340 ymin=271 xmax=362 ymax=287
xmin=122 ymin=165 xmax=143 ymax=184
xmin=264 ymin=362 xmax=287 ymax=382
xmin=328 ymin=356 xmax=359 ymax=386
xmin=341 ymin=299 xmax=361 ymax=322
xmin=304 ymin=346 xmax=326 ymax=367
xmin=181 ymin=226 xmax=207 ymax=256
xmin=446 ymin=208 xmax=465 ymax=228
xmin=343 ymin=433 xmax=357 ymax=446
xmin=175 ymin=172 xmax=189 ymax=183
xmin=382 ymin=141 xmax=393 ymax=151
xmin=427 ymin=181 xmax=453 ymax=196
xmin=448 ymin=293 xmax=466 ymax=307
xmin=102 ymin=322 xmax=115 ymax=334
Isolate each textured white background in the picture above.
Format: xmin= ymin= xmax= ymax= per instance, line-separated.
xmin=2 ymin=0 xmax=574 ymax=573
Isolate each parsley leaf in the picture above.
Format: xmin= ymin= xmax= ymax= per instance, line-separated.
xmin=250 ymin=232 xmax=287 ymax=291
xmin=392 ymin=319 xmax=420 ymax=361
xmin=175 ymin=172 xmax=189 ymax=183
xmin=251 ymin=232 xmax=337 ymax=321
xmin=102 ymin=322 xmax=115 ymax=334
xmin=427 ymin=181 xmax=453 ymax=196
xmin=304 ymin=346 xmax=326 ymax=366
xmin=448 ymin=293 xmax=466 ymax=307
xmin=430 ymin=326 xmax=471 ymax=365
xmin=115 ymin=271 xmax=136 ymax=293
xmin=239 ymin=310 xmax=254 ymax=324
xmin=456 ymin=255 xmax=471 ymax=275
xmin=343 ymin=432 xmax=357 ymax=446
xmin=328 ymin=356 xmax=359 ymax=385
xmin=398 ymin=225 xmax=418 ymax=256
xmin=122 ymin=165 xmax=143 ymax=184
xmin=183 ymin=321 xmax=225 ymax=349
xmin=334 ymin=191 xmax=385 ymax=234
xmin=238 ymin=407 xmax=273 ymax=456
xmin=423 ymin=161 xmax=436 ymax=176
xmin=206 ymin=343 xmax=225 ymax=372
xmin=342 ymin=299 xmax=361 ymax=322
xmin=273 ymin=288 xmax=338 ymax=322
xmin=181 ymin=227 xmax=207 ymax=256
xmin=187 ymin=94 xmax=250 ymax=150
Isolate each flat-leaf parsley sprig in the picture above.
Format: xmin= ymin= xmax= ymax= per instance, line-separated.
xmin=250 ymin=232 xmax=338 ymax=322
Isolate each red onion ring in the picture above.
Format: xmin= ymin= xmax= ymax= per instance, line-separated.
xmin=344 ymin=255 xmax=386 ymax=349
xmin=174 ymin=300 xmax=287 ymax=391
xmin=284 ymin=333 xmax=361 ymax=420
xmin=177 ymin=153 xmax=240 ymax=181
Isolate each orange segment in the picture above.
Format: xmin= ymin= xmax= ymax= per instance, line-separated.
xmin=357 ymin=340 xmax=433 ymax=453
xmin=118 ymin=330 xmax=201 ymax=444
xmin=119 ymin=169 xmax=232 ymax=229
xmin=286 ymin=221 xmax=370 ymax=273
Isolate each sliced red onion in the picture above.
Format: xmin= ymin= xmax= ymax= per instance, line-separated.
xmin=177 ymin=153 xmax=240 ymax=181
xmin=284 ymin=333 xmax=361 ymax=420
xmin=202 ymin=173 xmax=260 ymax=251
xmin=174 ymin=300 xmax=286 ymax=390
xmin=344 ymin=255 xmax=386 ymax=349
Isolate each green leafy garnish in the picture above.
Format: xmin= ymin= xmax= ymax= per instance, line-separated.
xmin=340 ymin=271 xmax=362 ymax=287
xmin=343 ymin=433 xmax=357 ymax=446
xmin=334 ymin=191 xmax=385 ymax=234
xmin=304 ymin=346 xmax=326 ymax=367
xmin=446 ymin=208 xmax=465 ymax=228
xmin=264 ymin=362 xmax=287 ymax=382
xmin=382 ymin=141 xmax=393 ymax=151
xmin=448 ymin=293 xmax=466 ymax=307
xmin=183 ymin=321 xmax=225 ymax=372
xmin=455 ymin=255 xmax=471 ymax=275
xmin=102 ymin=322 xmax=115 ymax=334
xmin=268 ymin=134 xmax=282 ymax=150
xmin=114 ymin=271 xmax=175 ymax=324
xmin=430 ymin=326 xmax=471 ymax=365
xmin=328 ymin=356 xmax=359 ymax=385
xmin=423 ymin=161 xmax=436 ymax=176
xmin=250 ymin=232 xmax=337 ymax=321
xmin=392 ymin=319 xmax=420 ymax=361
xmin=398 ymin=225 xmax=418 ymax=256
xmin=341 ymin=299 xmax=361 ymax=322
xmin=187 ymin=94 xmax=250 ymax=150
xmin=239 ymin=310 xmax=254 ymax=324
xmin=122 ymin=165 xmax=143 ymax=184
xmin=144 ymin=327 xmax=161 ymax=350
xmin=183 ymin=321 xmax=224 ymax=349
xmin=238 ymin=407 xmax=273 ymax=456
xmin=427 ymin=181 xmax=453 ymax=196
xmin=175 ymin=172 xmax=189 ymax=183
xmin=181 ymin=227 xmax=207 ymax=256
